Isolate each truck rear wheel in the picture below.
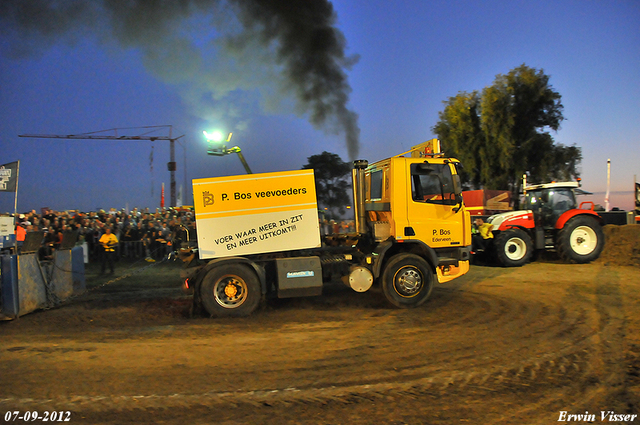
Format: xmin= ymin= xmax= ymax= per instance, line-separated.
xmin=381 ymin=253 xmax=434 ymax=308
xmin=494 ymin=228 xmax=533 ymax=267
xmin=200 ymin=263 xmax=261 ymax=317
xmin=556 ymin=216 xmax=604 ymax=264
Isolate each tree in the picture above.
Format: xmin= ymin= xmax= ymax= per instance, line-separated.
xmin=302 ymin=151 xmax=351 ymax=218
xmin=433 ymin=64 xmax=581 ymax=200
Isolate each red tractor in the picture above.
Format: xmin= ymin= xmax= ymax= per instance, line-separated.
xmin=485 ymin=180 xmax=605 ymax=267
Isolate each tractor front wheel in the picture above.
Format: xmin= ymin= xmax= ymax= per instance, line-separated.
xmin=494 ymin=228 xmax=533 ymax=267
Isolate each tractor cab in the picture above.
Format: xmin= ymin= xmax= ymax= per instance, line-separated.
xmin=523 ymin=182 xmax=582 ymax=228
xmin=522 ymin=181 xmax=595 ymax=229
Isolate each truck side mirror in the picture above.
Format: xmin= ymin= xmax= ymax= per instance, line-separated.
xmin=452 ymin=174 xmax=462 ymax=195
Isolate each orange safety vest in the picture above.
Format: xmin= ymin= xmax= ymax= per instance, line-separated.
xmin=16 ymin=225 xmax=26 ymax=242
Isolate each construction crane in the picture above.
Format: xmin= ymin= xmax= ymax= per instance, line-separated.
xmin=19 ymin=126 xmax=185 ymax=207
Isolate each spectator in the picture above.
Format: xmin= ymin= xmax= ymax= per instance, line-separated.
xmin=133 ymin=222 xmax=145 ymax=258
xmin=472 ymin=218 xmax=494 ymax=254
xmin=99 ymin=227 xmax=118 ymax=274
xmin=120 ymin=223 xmax=133 ymax=258
xmin=7 ymin=206 xmax=195 ymax=263
xmin=143 ymin=222 xmax=158 ymax=262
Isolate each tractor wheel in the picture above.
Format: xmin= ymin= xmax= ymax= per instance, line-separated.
xmin=556 ymin=216 xmax=604 ymax=263
xmin=200 ymin=263 xmax=261 ymax=317
xmin=381 ymin=253 xmax=434 ymax=308
xmin=494 ymin=228 xmax=533 ymax=267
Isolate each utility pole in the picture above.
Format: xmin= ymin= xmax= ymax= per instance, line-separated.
xmin=605 ymin=158 xmax=611 ymax=212
xmin=19 ymin=126 xmax=185 ymax=207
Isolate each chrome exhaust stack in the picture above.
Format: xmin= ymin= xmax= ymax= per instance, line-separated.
xmin=352 ymin=159 xmax=368 ymax=235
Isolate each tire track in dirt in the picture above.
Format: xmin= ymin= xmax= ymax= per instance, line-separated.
xmin=0 ymin=265 xmax=615 ymax=416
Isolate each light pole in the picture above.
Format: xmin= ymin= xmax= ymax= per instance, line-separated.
xmin=203 ymin=131 xmax=253 ymax=174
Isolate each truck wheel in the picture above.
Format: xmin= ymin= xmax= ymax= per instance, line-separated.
xmin=494 ymin=228 xmax=533 ymax=267
xmin=200 ymin=264 xmax=261 ymax=317
xmin=381 ymin=253 xmax=434 ymax=308
xmin=556 ymin=216 xmax=604 ymax=263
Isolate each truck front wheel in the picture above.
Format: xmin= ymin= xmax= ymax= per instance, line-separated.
xmin=494 ymin=228 xmax=533 ymax=267
xmin=556 ymin=216 xmax=604 ymax=263
xmin=381 ymin=253 xmax=434 ymax=308
xmin=200 ymin=264 xmax=261 ymax=317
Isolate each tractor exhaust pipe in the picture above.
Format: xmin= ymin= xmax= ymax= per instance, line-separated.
xmin=352 ymin=160 xmax=368 ymax=235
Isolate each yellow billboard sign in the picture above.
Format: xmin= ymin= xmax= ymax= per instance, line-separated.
xmin=192 ymin=169 xmax=321 ymax=259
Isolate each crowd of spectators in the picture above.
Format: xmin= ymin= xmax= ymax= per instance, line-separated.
xmin=6 ymin=207 xmax=358 ymax=265
xmin=11 ymin=207 xmax=196 ymax=263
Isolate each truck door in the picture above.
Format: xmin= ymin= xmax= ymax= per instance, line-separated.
xmin=405 ymin=162 xmax=466 ymax=248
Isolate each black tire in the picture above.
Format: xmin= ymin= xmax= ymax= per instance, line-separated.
xmin=494 ymin=228 xmax=533 ymax=267
xmin=556 ymin=215 xmax=605 ymax=263
xmin=381 ymin=253 xmax=434 ymax=308
xmin=200 ymin=263 xmax=261 ymax=317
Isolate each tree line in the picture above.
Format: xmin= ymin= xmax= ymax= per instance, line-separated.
xmin=304 ymin=64 xmax=581 ymax=213
xmin=433 ymin=64 xmax=581 ymax=200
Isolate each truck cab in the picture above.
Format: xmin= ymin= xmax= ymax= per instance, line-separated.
xmin=362 ymin=140 xmax=471 ymax=284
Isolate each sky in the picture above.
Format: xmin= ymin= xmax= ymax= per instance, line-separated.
xmin=1 ymin=0 xmax=638 ymax=214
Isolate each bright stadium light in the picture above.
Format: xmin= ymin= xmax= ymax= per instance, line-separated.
xmin=203 ymin=131 xmax=252 ymax=174
xmin=203 ymin=130 xmax=225 ymax=143
xmin=204 ymin=130 xmax=234 ymax=156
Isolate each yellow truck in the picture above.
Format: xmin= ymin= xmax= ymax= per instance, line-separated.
xmin=179 ymin=139 xmax=472 ymax=317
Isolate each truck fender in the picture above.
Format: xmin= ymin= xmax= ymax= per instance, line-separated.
xmin=372 ymin=240 xmax=439 ymax=279
xmin=555 ymin=209 xmax=603 ymax=229
xmin=195 ymin=256 xmax=268 ymax=295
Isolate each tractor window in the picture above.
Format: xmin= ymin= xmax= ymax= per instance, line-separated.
xmin=548 ymin=189 xmax=577 ymax=217
xmin=524 ymin=190 xmax=543 ymax=212
xmin=410 ymin=163 xmax=456 ymax=205
xmin=528 ymin=188 xmax=577 ymax=226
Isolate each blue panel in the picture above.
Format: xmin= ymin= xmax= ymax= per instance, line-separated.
xmin=71 ymin=246 xmax=86 ymax=295
xmin=1 ymin=234 xmax=16 ymax=249
xmin=17 ymin=254 xmax=48 ymax=316
xmin=51 ymin=250 xmax=74 ymax=300
xmin=1 ymin=248 xmax=86 ymax=320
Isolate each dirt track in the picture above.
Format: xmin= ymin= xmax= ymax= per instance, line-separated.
xmin=1 ymin=228 xmax=639 ymax=424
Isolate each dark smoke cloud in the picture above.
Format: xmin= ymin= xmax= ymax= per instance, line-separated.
xmin=0 ymin=0 xmax=360 ymax=159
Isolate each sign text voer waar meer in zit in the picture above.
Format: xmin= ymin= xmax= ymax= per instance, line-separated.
xmin=192 ymin=169 xmax=321 ymax=259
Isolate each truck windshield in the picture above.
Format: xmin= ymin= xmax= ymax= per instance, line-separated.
xmin=410 ymin=163 xmax=456 ymax=205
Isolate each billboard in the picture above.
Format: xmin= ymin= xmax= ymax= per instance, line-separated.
xmin=0 ymin=162 xmax=18 ymax=192
xmin=192 ymin=169 xmax=321 ymax=259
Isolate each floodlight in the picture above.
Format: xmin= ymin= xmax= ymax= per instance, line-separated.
xmin=203 ymin=130 xmax=225 ymax=143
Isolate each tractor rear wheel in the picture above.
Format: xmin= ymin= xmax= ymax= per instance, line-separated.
xmin=556 ymin=216 xmax=604 ymax=263
xmin=494 ymin=228 xmax=533 ymax=267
